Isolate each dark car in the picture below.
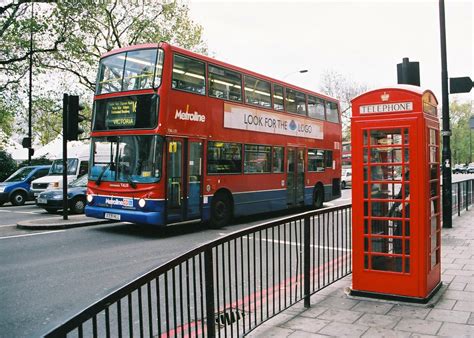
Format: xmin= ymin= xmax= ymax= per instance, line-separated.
xmin=452 ymin=164 xmax=468 ymax=174
xmin=36 ymin=174 xmax=87 ymax=214
xmin=0 ymin=165 xmax=51 ymax=206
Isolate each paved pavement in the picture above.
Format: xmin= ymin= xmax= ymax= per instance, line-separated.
xmin=16 ymin=214 xmax=112 ymax=230
xmin=249 ymin=210 xmax=474 ymax=337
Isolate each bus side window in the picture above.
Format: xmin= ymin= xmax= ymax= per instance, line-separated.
xmin=208 ymin=64 xmax=242 ymax=102
xmin=172 ymin=54 xmax=206 ymax=95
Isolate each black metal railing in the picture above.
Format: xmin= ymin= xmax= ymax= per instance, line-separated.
xmin=45 ymin=205 xmax=352 ymax=338
xmin=45 ymin=178 xmax=474 ymax=338
xmin=450 ymin=178 xmax=474 ymax=216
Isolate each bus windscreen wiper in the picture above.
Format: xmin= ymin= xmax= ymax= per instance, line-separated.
xmin=126 ymin=173 xmax=137 ymax=189
xmin=95 ymin=163 xmax=111 ymax=186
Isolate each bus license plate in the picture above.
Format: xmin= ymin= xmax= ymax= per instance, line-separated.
xmin=104 ymin=213 xmax=121 ymax=220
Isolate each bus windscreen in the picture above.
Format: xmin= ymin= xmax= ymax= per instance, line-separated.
xmin=96 ymin=48 xmax=164 ymax=95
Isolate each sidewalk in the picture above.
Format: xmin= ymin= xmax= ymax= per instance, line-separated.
xmin=249 ymin=210 xmax=474 ymax=337
xmin=17 ymin=214 xmax=113 ymax=230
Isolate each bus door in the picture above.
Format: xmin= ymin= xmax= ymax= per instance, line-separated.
xmin=166 ymin=138 xmax=203 ymax=223
xmin=286 ymin=148 xmax=305 ymax=207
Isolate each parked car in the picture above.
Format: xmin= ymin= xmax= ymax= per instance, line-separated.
xmin=36 ymin=174 xmax=87 ymax=214
xmin=467 ymin=163 xmax=474 ymax=174
xmin=31 ymin=156 xmax=88 ymax=198
xmin=452 ymin=164 xmax=468 ymax=174
xmin=341 ymin=168 xmax=352 ymax=189
xmin=0 ymin=165 xmax=51 ymax=206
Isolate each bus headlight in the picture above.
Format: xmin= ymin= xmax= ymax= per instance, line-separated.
xmin=87 ymin=194 xmax=93 ymax=203
xmin=138 ymin=198 xmax=146 ymax=208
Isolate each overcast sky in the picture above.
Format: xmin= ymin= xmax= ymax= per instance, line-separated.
xmin=188 ymin=0 xmax=473 ymax=102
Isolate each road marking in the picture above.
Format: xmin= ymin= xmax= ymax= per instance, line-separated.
xmin=0 ymin=230 xmax=65 ymax=240
xmin=0 ymin=224 xmax=17 ymax=228
xmin=0 ymin=209 xmax=44 ymax=215
xmin=261 ymin=237 xmax=351 ymax=252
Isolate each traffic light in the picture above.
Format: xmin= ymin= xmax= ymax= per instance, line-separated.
xmin=450 ymin=77 xmax=473 ymax=94
xmin=21 ymin=137 xmax=31 ymax=148
xmin=397 ymin=57 xmax=420 ymax=87
xmin=67 ymin=95 xmax=85 ymax=141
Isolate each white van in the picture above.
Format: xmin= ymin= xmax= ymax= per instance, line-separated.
xmin=341 ymin=168 xmax=352 ymax=189
xmin=31 ymin=157 xmax=89 ymax=197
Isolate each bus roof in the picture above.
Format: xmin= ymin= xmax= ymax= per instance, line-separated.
xmin=100 ymin=42 xmax=339 ymax=104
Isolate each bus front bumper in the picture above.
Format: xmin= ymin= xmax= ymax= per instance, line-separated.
xmin=85 ymin=205 xmax=164 ymax=226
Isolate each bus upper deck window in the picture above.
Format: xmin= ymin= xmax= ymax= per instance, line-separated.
xmin=244 ymin=76 xmax=271 ymax=108
xmin=172 ymin=54 xmax=206 ymax=95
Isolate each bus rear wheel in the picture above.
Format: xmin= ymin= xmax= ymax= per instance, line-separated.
xmin=209 ymin=193 xmax=232 ymax=229
xmin=313 ymin=185 xmax=324 ymax=209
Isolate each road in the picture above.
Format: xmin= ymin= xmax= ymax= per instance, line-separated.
xmin=0 ymin=190 xmax=352 ymax=337
xmin=1 ymin=173 xmax=471 ymax=337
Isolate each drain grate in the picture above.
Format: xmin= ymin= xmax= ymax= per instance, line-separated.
xmin=215 ymin=308 xmax=247 ymax=327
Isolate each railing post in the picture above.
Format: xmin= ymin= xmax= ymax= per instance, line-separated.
xmin=458 ymin=182 xmax=461 ymax=217
xmin=304 ymin=215 xmax=311 ymax=308
xmin=466 ymin=180 xmax=469 ymax=211
xmin=204 ymin=248 xmax=216 ymax=338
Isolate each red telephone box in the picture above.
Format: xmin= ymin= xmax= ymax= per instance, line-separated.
xmin=350 ymin=85 xmax=441 ymax=302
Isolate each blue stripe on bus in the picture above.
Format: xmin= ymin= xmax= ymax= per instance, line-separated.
xmin=85 ymin=196 xmax=165 ymax=226
xmin=85 ymin=184 xmax=337 ymax=226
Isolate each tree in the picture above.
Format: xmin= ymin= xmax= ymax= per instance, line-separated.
xmin=449 ymin=100 xmax=473 ymax=165
xmin=18 ymin=156 xmax=51 ymax=168
xmin=0 ymin=150 xmax=17 ymax=181
xmin=1 ymin=1 xmax=206 ymax=145
xmin=0 ymin=98 xmax=14 ymax=137
xmin=319 ymin=70 xmax=368 ymax=141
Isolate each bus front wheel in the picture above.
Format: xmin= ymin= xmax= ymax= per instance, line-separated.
xmin=210 ymin=193 xmax=232 ymax=229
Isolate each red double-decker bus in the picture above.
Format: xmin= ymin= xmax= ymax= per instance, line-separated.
xmin=85 ymin=42 xmax=342 ymax=227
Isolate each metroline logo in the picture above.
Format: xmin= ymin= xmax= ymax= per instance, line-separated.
xmin=105 ymin=198 xmax=133 ymax=207
xmin=175 ymin=104 xmax=206 ymax=122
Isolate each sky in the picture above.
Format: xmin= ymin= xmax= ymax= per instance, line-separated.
xmin=188 ymin=0 xmax=473 ymax=102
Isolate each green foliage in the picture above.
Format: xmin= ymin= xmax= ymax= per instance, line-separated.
xmin=450 ymin=100 xmax=473 ymax=165
xmin=0 ymin=150 xmax=17 ymax=181
xmin=0 ymin=98 xmax=14 ymax=137
xmin=1 ymin=0 xmax=206 ymax=144
xmin=18 ymin=156 xmax=51 ymax=168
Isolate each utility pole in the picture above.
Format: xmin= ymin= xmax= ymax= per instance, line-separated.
xmin=28 ymin=1 xmax=34 ymax=165
xmin=439 ymin=0 xmax=452 ymax=228
xmin=62 ymin=94 xmax=68 ymax=220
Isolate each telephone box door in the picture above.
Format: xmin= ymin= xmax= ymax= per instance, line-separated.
xmin=352 ymin=119 xmax=420 ymax=296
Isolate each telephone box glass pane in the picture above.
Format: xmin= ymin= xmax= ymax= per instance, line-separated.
xmin=370 ymin=129 xmax=402 ymax=145
xmin=371 ymin=256 xmax=403 ymax=272
xmin=370 ymin=147 xmax=403 ymax=163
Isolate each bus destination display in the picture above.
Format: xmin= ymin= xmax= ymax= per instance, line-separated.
xmin=106 ymin=100 xmax=137 ymax=128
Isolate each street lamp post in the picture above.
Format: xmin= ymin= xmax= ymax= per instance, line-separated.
xmin=28 ymin=1 xmax=34 ymax=165
xmin=439 ymin=0 xmax=452 ymax=228
xmin=282 ymin=69 xmax=308 ymax=80
xmin=470 ymin=116 xmax=474 ymax=164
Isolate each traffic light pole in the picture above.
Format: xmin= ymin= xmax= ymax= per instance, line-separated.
xmin=62 ymin=94 xmax=68 ymax=221
xmin=439 ymin=0 xmax=452 ymax=228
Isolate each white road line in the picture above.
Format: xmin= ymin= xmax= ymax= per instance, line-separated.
xmin=259 ymin=237 xmax=351 ymax=252
xmin=0 ymin=210 xmax=44 ymax=215
xmin=0 ymin=224 xmax=17 ymax=228
xmin=0 ymin=230 xmax=65 ymax=240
